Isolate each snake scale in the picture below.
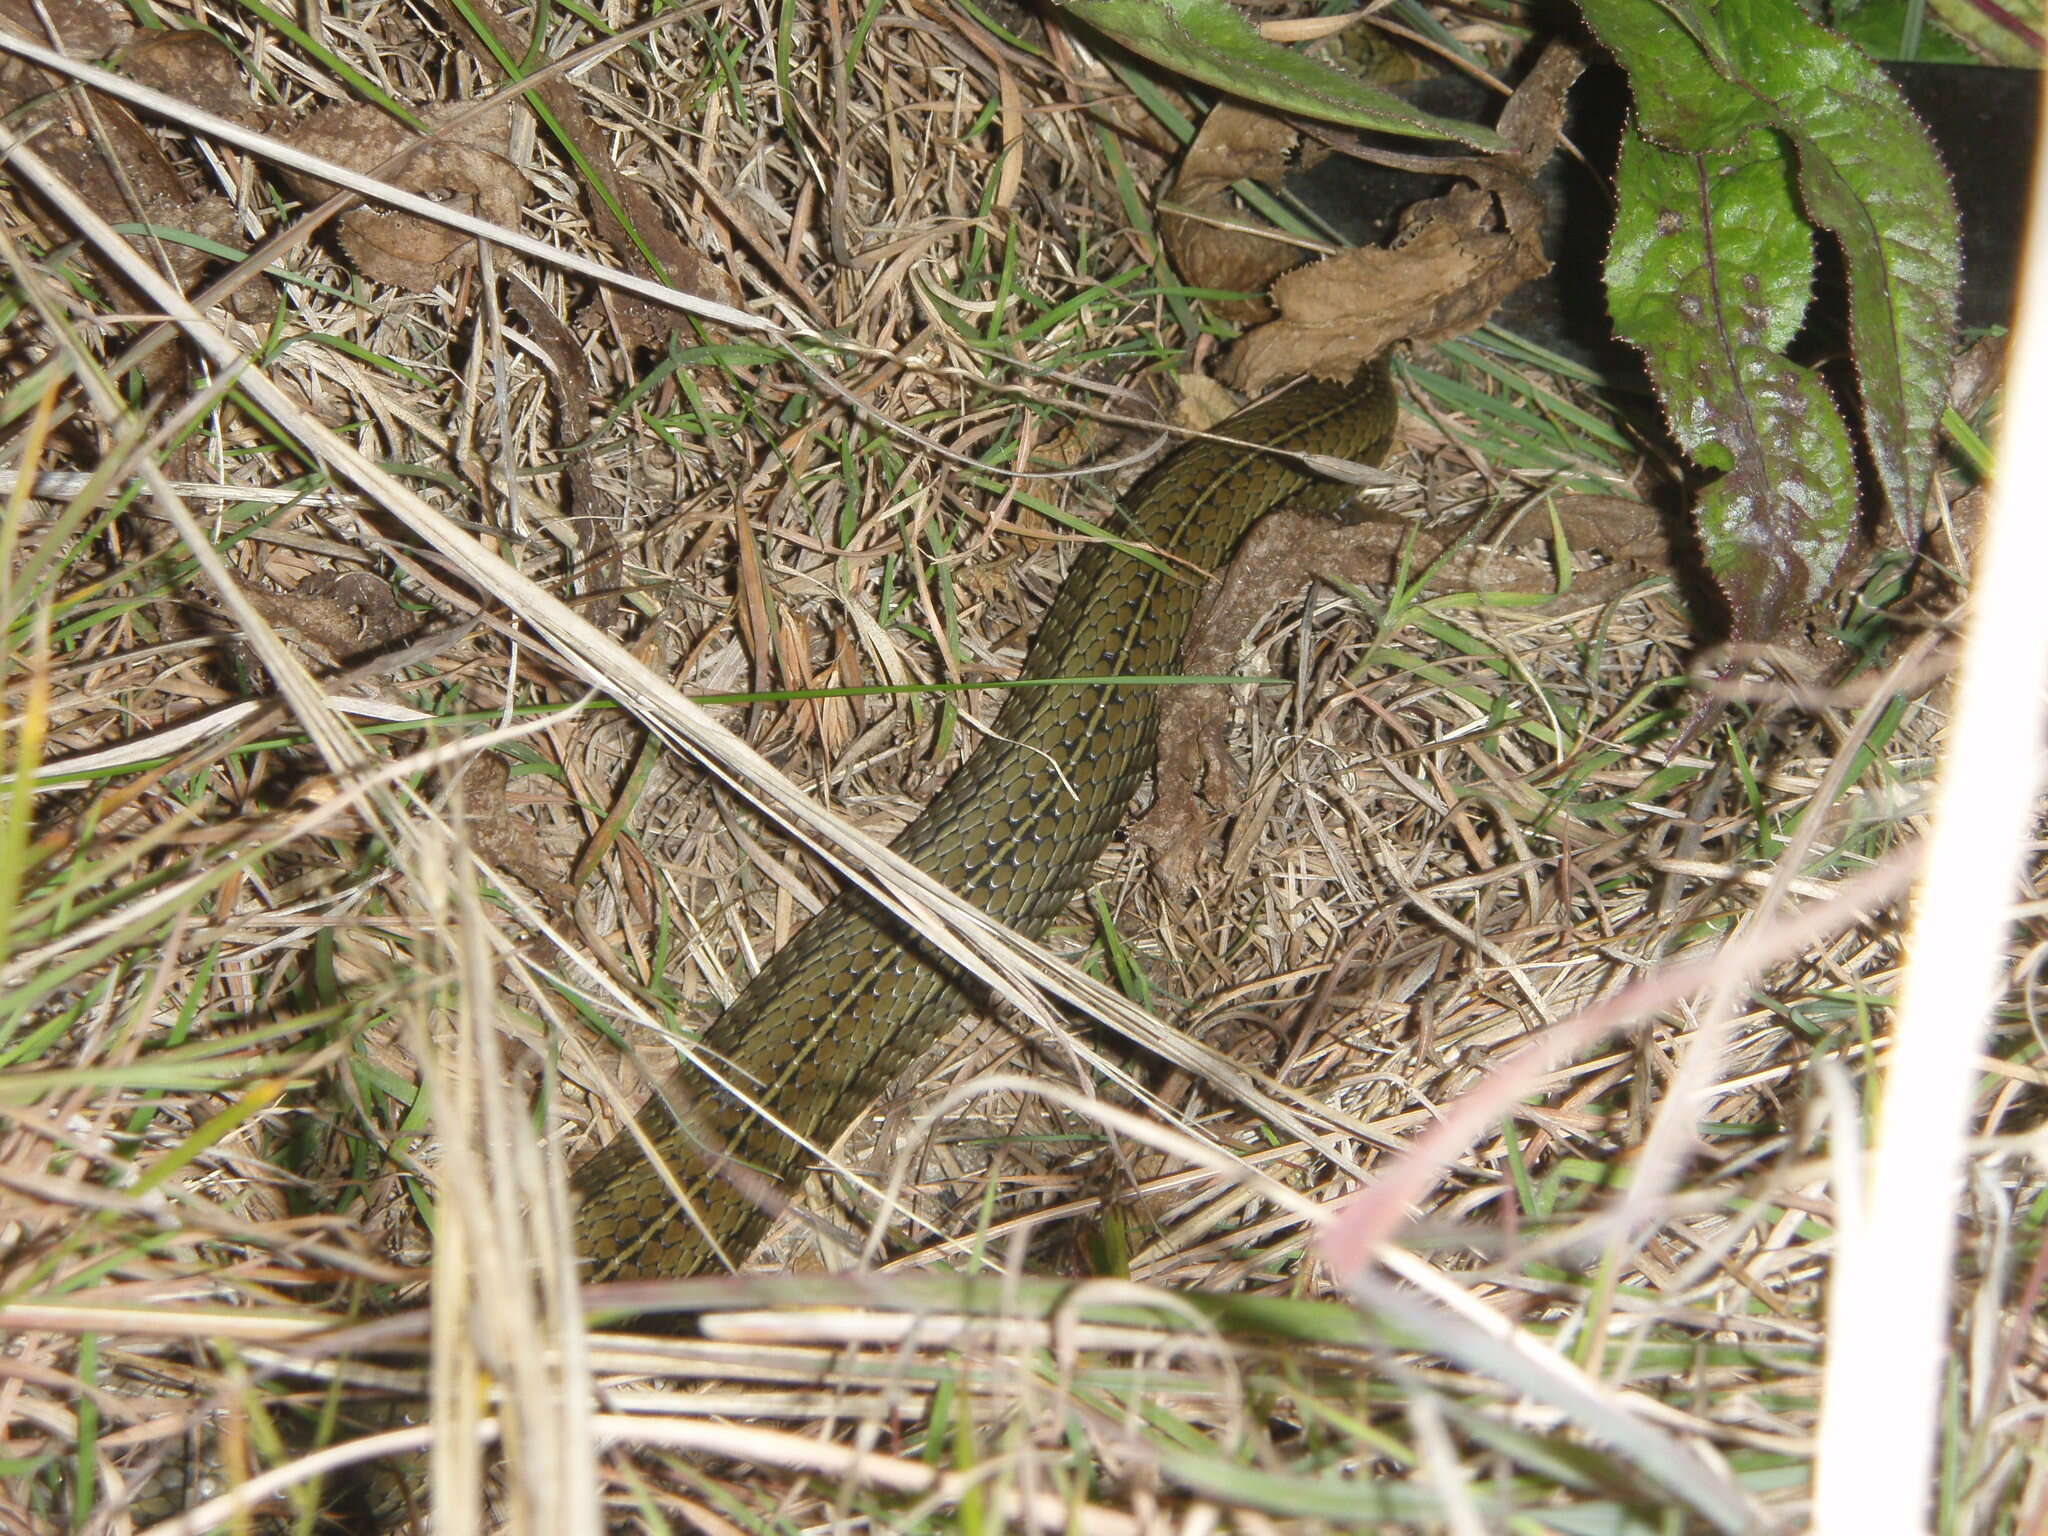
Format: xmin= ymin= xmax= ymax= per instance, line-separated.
xmin=571 ymin=358 xmax=1398 ymax=1282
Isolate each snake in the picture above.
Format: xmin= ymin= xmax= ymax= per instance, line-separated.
xmin=130 ymin=362 xmax=1396 ymax=1530
xmin=570 ymin=357 xmax=1398 ymax=1282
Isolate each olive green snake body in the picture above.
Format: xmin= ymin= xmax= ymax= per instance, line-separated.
xmin=136 ymin=364 xmax=1396 ymax=1529
xmin=571 ymin=359 xmax=1398 ymax=1282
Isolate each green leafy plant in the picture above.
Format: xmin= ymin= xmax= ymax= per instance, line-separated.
xmin=1052 ymin=0 xmax=1963 ymax=644
xmin=1585 ymin=0 xmax=1959 ymax=638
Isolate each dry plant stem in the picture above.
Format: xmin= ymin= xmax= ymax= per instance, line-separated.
xmin=0 ymin=470 xmax=382 ymax=513
xmin=408 ymin=850 xmax=598 ymax=1534
xmin=1619 ymin=625 xmax=1949 ymax=1240
xmin=1810 ymin=91 xmax=2048 ymax=1536
xmin=0 ymin=34 xmax=771 ymax=331
xmin=8 ymin=623 xmax=478 ymax=793
xmin=1318 ymin=850 xmax=1922 ymax=1272
xmin=432 ymin=0 xmax=714 ymax=295
xmin=612 ymin=1417 xmax=1139 ymax=1536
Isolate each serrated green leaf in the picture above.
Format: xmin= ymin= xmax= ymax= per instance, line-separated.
xmin=1573 ymin=0 xmax=1769 ymax=145
xmin=1922 ymin=0 xmax=2045 ymax=65
xmin=1605 ymin=124 xmax=1816 ymax=356
xmin=1607 ymin=128 xmax=1858 ymax=635
xmin=1581 ymin=0 xmax=1959 ymax=624
xmin=1714 ymin=0 xmax=1960 ymax=542
xmin=1691 ymin=362 xmax=1858 ymax=633
xmin=1050 ymin=0 xmax=1503 ymax=150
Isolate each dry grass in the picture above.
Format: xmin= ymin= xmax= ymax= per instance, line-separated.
xmin=0 ymin=2 xmax=2036 ymax=1534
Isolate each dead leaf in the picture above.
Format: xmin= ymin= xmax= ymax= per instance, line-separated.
xmin=1224 ymin=185 xmax=1553 ymax=388
xmin=243 ymin=568 xmax=420 ymax=668
xmin=0 ymin=0 xmax=129 ymax=55
xmin=1219 ymin=41 xmax=1585 ymax=390
xmin=1171 ymin=370 xmax=1241 ymax=431
xmin=120 ymin=29 xmax=252 ymax=124
xmin=287 ymin=104 xmax=523 ymax=291
xmin=1159 ymin=101 xmax=1303 ymax=324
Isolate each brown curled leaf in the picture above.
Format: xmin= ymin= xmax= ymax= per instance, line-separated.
xmin=1222 ymin=41 xmax=1583 ymax=391
xmin=1224 ymin=184 xmax=1553 ymax=389
xmin=0 ymin=0 xmax=130 ymax=55
xmin=119 ymin=28 xmax=254 ymax=124
xmin=1159 ymin=102 xmax=1304 ymax=324
xmin=287 ymin=104 xmax=523 ymax=292
xmin=0 ymin=17 xmax=243 ymax=298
